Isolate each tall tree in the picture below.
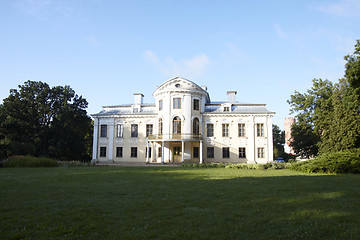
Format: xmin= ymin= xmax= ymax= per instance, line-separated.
xmin=288 ymin=40 xmax=360 ymax=156
xmin=272 ymin=124 xmax=285 ymax=159
xmin=0 ymin=81 xmax=92 ymax=160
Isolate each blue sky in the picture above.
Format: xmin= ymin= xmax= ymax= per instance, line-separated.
xmin=1 ymin=0 xmax=359 ymax=129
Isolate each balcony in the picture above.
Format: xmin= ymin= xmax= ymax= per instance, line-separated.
xmin=147 ymin=133 xmax=202 ymax=141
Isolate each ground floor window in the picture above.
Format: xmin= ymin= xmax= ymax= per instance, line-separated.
xmin=100 ymin=147 xmax=106 ymax=157
xmin=222 ymin=147 xmax=230 ymax=158
xmin=193 ymin=147 xmax=199 ymax=158
xmin=207 ymin=147 xmax=214 ymax=158
xmin=158 ymin=147 xmax=162 ymax=157
xmin=239 ymin=147 xmax=246 ymax=158
xmin=257 ymin=147 xmax=265 ymax=158
xmin=116 ymin=147 xmax=123 ymax=158
xmin=131 ymin=147 xmax=137 ymax=158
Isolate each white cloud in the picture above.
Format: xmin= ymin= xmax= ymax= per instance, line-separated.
xmin=312 ymin=0 xmax=360 ymax=17
xmin=85 ymin=36 xmax=101 ymax=46
xmin=144 ymin=51 xmax=210 ymax=78
xmin=274 ymin=24 xmax=287 ymax=39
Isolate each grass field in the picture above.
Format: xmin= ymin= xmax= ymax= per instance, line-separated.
xmin=1 ymin=167 xmax=360 ymax=240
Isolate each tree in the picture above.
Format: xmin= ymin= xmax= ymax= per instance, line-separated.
xmin=0 ymin=81 xmax=92 ymax=161
xmin=288 ymin=40 xmax=360 ymax=156
xmin=272 ymin=124 xmax=285 ymax=159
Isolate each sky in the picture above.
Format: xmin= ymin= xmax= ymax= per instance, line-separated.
xmin=1 ymin=0 xmax=359 ymax=129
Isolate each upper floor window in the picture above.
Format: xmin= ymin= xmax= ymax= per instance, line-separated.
xmin=158 ymin=118 xmax=163 ymax=135
xmin=173 ymin=98 xmax=181 ymax=109
xmin=116 ymin=124 xmax=123 ymax=138
xmin=238 ymin=124 xmax=245 ymax=137
xmin=193 ymin=118 xmax=200 ymax=135
xmin=159 ymin=100 xmax=163 ymax=111
xmin=131 ymin=124 xmax=138 ymax=138
xmin=100 ymin=125 xmax=107 ymax=138
xmin=257 ymin=123 xmax=264 ymax=137
xmin=224 ymin=106 xmax=230 ymax=112
xmin=173 ymin=117 xmax=181 ymax=134
xmin=207 ymin=124 xmax=214 ymax=137
xmin=146 ymin=124 xmax=153 ymax=137
xmin=193 ymin=99 xmax=200 ymax=111
xmin=222 ymin=123 xmax=229 ymax=137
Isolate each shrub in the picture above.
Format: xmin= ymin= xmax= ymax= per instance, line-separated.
xmin=3 ymin=155 xmax=58 ymax=168
xmin=289 ymin=150 xmax=360 ymax=174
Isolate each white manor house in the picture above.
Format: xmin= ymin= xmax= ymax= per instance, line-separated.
xmin=91 ymin=77 xmax=275 ymax=164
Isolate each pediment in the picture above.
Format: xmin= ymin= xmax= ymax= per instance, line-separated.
xmin=153 ymin=76 xmax=206 ymax=94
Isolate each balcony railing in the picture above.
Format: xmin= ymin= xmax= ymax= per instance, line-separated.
xmin=147 ymin=134 xmax=202 ymax=140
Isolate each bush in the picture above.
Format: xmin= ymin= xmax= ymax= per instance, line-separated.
xmin=289 ymin=150 xmax=360 ymax=174
xmin=3 ymin=155 xmax=58 ymax=168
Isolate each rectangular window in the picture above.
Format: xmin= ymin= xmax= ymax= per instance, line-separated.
xmin=116 ymin=124 xmax=123 ymax=138
xmin=173 ymin=98 xmax=181 ymax=109
xmin=222 ymin=147 xmax=230 ymax=158
xmin=239 ymin=147 xmax=246 ymax=158
xmin=100 ymin=125 xmax=107 ymax=138
xmin=131 ymin=147 xmax=137 ymax=158
xmin=158 ymin=147 xmax=162 ymax=158
xmin=224 ymin=106 xmax=230 ymax=112
xmin=207 ymin=147 xmax=214 ymax=158
xmin=131 ymin=124 xmax=138 ymax=138
xmin=193 ymin=99 xmax=200 ymax=111
xmin=193 ymin=147 xmax=199 ymax=158
xmin=146 ymin=124 xmax=153 ymax=137
xmin=159 ymin=100 xmax=163 ymax=111
xmin=145 ymin=147 xmax=152 ymax=158
xmin=257 ymin=148 xmax=265 ymax=158
xmin=100 ymin=147 xmax=106 ymax=157
xmin=257 ymin=123 xmax=264 ymax=137
xmin=222 ymin=123 xmax=229 ymax=137
xmin=207 ymin=124 xmax=214 ymax=137
xmin=116 ymin=147 xmax=123 ymax=158
xmin=238 ymin=124 xmax=245 ymax=137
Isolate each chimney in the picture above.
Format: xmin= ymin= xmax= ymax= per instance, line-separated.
xmin=227 ymin=91 xmax=237 ymax=103
xmin=201 ymin=85 xmax=208 ymax=91
xmin=134 ymin=93 xmax=144 ymax=105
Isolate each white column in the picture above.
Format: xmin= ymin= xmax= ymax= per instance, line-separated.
xmin=146 ymin=141 xmax=149 ymax=163
xmin=181 ymin=140 xmax=184 ymax=163
xmin=161 ymin=141 xmax=165 ymax=164
xmin=92 ymin=118 xmax=99 ymax=160
xmin=108 ymin=122 xmax=114 ymax=161
xmin=200 ymin=140 xmax=203 ymax=164
xmin=184 ymin=94 xmax=192 ymax=134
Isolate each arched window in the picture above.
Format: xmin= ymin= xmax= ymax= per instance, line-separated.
xmin=193 ymin=118 xmax=200 ymax=135
xmin=173 ymin=117 xmax=181 ymax=134
xmin=158 ymin=118 xmax=163 ymax=135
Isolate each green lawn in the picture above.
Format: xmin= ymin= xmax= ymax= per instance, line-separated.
xmin=1 ymin=167 xmax=359 ymax=240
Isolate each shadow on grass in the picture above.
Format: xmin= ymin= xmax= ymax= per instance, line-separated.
xmin=0 ymin=167 xmax=359 ymax=240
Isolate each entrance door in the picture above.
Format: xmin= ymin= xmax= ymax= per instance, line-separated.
xmin=173 ymin=146 xmax=182 ymax=163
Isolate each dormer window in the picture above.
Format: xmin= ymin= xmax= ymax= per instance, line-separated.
xmin=224 ymin=106 xmax=230 ymax=112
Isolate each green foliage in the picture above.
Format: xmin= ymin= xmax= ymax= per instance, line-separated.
xmin=3 ymin=155 xmax=58 ymax=168
xmin=288 ymin=40 xmax=360 ymax=156
xmin=182 ymin=162 xmax=287 ymax=170
xmin=0 ymin=81 xmax=93 ymax=161
xmin=289 ymin=150 xmax=360 ymax=174
xmin=273 ymin=124 xmax=285 ymax=159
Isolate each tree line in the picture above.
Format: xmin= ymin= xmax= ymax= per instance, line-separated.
xmin=288 ymin=40 xmax=360 ymax=158
xmin=0 ymin=81 xmax=93 ymax=161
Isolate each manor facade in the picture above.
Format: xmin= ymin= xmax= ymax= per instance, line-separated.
xmin=91 ymin=77 xmax=275 ymax=164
